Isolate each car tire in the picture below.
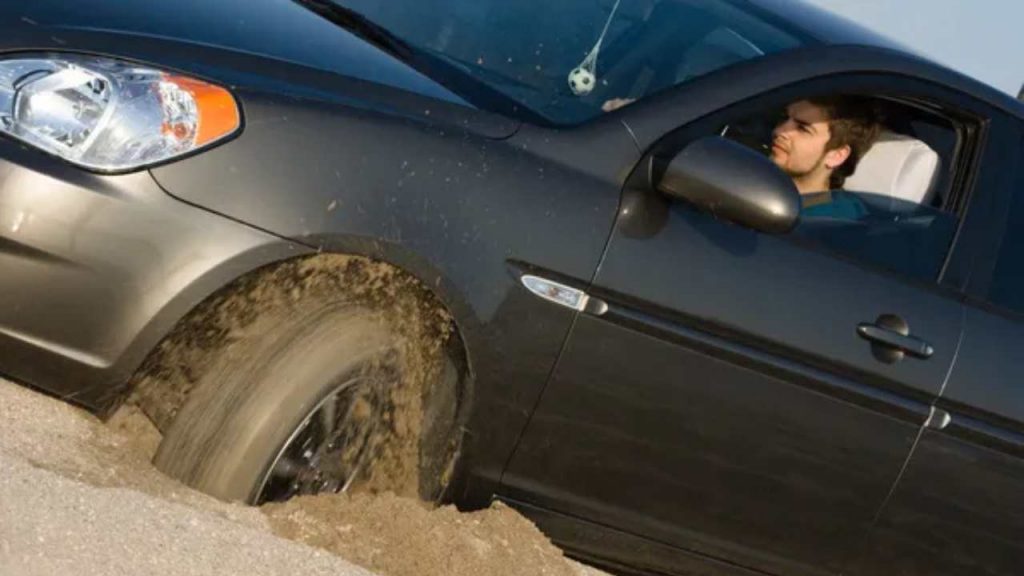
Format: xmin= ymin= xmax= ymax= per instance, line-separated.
xmin=151 ymin=258 xmax=460 ymax=505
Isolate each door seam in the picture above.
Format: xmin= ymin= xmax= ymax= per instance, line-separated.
xmin=870 ymin=303 xmax=966 ymax=525
xmin=840 ymin=303 xmax=967 ymax=575
xmin=497 ymin=120 xmax=643 ymax=486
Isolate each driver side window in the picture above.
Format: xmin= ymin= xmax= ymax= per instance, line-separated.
xmin=714 ymin=95 xmax=965 ymax=283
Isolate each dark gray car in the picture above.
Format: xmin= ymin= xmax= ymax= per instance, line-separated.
xmin=1 ymin=1 xmax=1022 ymax=575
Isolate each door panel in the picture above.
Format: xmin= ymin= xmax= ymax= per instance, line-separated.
xmin=849 ymin=307 xmax=1024 ymax=575
xmin=592 ymin=199 xmax=961 ymax=399
xmin=847 ymin=119 xmax=1024 ymax=575
xmin=502 ymin=194 xmax=962 ymax=575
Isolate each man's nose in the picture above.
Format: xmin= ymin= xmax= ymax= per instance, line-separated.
xmin=773 ymin=120 xmax=794 ymax=139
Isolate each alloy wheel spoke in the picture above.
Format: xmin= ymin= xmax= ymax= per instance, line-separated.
xmin=271 ymin=455 xmax=304 ymax=480
xmin=319 ymin=391 xmax=339 ymax=439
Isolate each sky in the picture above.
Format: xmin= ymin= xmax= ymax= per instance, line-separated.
xmin=804 ymin=0 xmax=1021 ymax=97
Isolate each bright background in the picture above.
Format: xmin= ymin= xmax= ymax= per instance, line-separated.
xmin=805 ymin=0 xmax=1020 ymax=96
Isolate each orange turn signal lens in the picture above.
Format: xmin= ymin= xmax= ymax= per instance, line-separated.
xmin=162 ymin=74 xmax=241 ymax=146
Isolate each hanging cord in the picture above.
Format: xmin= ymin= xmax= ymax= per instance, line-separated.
xmin=582 ymin=0 xmax=622 ymax=75
xmin=568 ymin=0 xmax=623 ymax=95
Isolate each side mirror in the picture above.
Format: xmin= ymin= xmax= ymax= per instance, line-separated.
xmin=656 ymin=136 xmax=800 ymax=234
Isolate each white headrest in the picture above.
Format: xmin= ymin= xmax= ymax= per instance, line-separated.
xmin=844 ymin=131 xmax=941 ymax=206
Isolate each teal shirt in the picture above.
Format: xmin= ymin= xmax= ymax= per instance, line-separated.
xmin=801 ymin=190 xmax=869 ymax=220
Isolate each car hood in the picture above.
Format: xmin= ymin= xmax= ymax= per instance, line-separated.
xmin=2 ymin=0 xmax=519 ymax=139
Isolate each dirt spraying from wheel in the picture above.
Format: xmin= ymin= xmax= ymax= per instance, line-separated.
xmin=39 ymin=254 xmax=609 ymax=576
xmin=128 ymin=254 xmax=461 ymax=501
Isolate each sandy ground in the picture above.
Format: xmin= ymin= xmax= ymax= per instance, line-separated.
xmin=0 ymin=379 xmax=608 ymax=576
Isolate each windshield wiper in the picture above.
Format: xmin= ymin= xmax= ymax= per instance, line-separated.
xmin=292 ymin=0 xmax=415 ymax=61
xmin=291 ymin=0 xmax=550 ymax=126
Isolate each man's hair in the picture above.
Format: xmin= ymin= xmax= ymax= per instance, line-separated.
xmin=808 ymin=96 xmax=881 ymax=189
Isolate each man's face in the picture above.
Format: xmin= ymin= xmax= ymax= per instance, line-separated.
xmin=770 ymin=100 xmax=832 ymax=180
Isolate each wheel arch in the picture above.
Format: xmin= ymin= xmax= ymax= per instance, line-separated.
xmin=116 ymin=241 xmax=478 ymax=436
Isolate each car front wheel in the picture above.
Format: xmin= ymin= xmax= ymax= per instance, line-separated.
xmin=149 ymin=257 xmax=461 ymax=505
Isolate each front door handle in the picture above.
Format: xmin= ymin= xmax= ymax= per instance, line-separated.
xmin=857 ymin=314 xmax=934 ymax=363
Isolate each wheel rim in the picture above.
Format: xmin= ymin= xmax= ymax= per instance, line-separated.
xmin=256 ymin=376 xmax=382 ymax=504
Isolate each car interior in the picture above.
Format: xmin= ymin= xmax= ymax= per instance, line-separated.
xmin=719 ymin=96 xmax=963 ymax=281
xmin=720 ymin=97 xmax=956 ymax=207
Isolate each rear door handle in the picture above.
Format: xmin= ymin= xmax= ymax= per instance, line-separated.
xmin=857 ymin=314 xmax=934 ymax=362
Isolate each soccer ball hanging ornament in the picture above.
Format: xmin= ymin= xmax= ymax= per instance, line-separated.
xmin=568 ymin=66 xmax=596 ymax=96
xmin=566 ymin=0 xmax=621 ymax=98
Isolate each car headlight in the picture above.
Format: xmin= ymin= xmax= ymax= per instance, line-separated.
xmin=0 ymin=54 xmax=240 ymax=172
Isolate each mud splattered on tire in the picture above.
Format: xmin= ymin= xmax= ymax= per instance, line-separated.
xmin=131 ymin=255 xmax=464 ymax=501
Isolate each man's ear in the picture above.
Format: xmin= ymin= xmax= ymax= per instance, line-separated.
xmin=825 ymin=145 xmax=852 ymax=170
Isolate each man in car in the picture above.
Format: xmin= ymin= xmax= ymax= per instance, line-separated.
xmin=770 ymin=96 xmax=881 ymax=218
xmin=604 ymin=95 xmax=881 ymax=217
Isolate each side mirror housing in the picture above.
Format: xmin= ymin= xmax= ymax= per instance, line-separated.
xmin=656 ymin=136 xmax=800 ymax=234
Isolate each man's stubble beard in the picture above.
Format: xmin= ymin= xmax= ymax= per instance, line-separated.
xmin=782 ymin=151 xmax=827 ymax=181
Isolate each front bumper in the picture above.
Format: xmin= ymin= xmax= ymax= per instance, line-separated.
xmin=0 ymin=139 xmax=311 ymax=412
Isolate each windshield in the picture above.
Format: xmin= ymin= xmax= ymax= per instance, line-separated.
xmin=330 ymin=0 xmax=809 ymax=125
